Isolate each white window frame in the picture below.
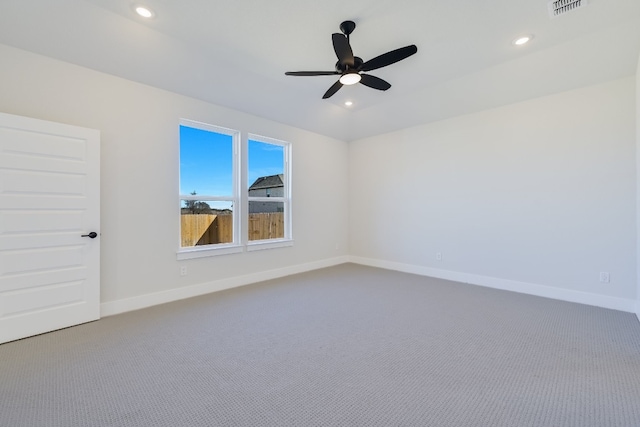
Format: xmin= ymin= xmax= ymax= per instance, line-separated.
xmin=177 ymin=119 xmax=242 ymax=260
xmin=246 ymin=133 xmax=293 ymax=251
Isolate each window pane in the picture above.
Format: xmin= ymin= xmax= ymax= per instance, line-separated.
xmin=248 ymin=140 xmax=284 ymax=193
xmin=180 ymin=125 xmax=233 ymax=196
xmin=248 ymin=202 xmax=284 ymax=241
xmin=180 ymin=200 xmax=233 ymax=247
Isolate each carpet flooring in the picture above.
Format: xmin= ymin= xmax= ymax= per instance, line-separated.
xmin=1 ymin=263 xmax=640 ymax=426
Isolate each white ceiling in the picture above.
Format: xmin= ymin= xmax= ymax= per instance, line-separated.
xmin=0 ymin=0 xmax=639 ymax=141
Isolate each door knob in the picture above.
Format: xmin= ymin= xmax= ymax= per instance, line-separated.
xmin=81 ymin=232 xmax=98 ymax=239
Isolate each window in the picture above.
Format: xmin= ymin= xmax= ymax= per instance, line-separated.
xmin=247 ymin=135 xmax=291 ymax=249
xmin=178 ymin=120 xmax=240 ymax=258
xmin=178 ymin=122 xmax=292 ymax=258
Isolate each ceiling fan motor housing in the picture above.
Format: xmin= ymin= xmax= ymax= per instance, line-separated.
xmin=336 ymin=57 xmax=363 ymax=73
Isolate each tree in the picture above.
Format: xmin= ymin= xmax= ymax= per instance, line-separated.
xmin=184 ymin=191 xmax=211 ymax=214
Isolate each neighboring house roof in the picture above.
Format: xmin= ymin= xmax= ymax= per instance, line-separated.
xmin=249 ymin=174 xmax=283 ymax=190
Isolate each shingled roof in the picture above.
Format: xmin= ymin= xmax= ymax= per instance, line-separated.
xmin=249 ymin=174 xmax=284 ymax=190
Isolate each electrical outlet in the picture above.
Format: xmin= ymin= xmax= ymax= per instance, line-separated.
xmin=180 ymin=266 xmax=188 ymax=276
xmin=599 ymin=272 xmax=610 ymax=283
xmin=436 ymin=252 xmax=442 ymax=261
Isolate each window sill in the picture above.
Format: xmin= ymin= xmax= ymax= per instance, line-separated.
xmin=247 ymin=238 xmax=294 ymax=252
xmin=177 ymin=244 xmax=243 ymax=260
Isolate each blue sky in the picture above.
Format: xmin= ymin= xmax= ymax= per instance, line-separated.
xmin=248 ymin=140 xmax=283 ymax=187
xmin=180 ymin=125 xmax=283 ymax=196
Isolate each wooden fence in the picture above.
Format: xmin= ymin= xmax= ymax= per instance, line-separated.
xmin=248 ymin=212 xmax=284 ymax=241
xmin=181 ymin=213 xmax=284 ymax=247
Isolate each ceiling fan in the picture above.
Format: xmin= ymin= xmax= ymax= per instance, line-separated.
xmin=285 ymin=20 xmax=418 ymax=99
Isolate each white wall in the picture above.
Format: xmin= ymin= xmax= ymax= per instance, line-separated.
xmin=349 ymin=77 xmax=637 ymax=312
xmin=0 ymin=44 xmax=349 ymax=313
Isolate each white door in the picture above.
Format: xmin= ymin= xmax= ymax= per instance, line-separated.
xmin=0 ymin=112 xmax=100 ymax=344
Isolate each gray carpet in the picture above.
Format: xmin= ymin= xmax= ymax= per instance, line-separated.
xmin=1 ymin=263 xmax=640 ymax=426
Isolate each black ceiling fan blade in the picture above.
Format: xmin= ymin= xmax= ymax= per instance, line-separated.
xmin=332 ymin=33 xmax=355 ymax=67
xmin=322 ymin=80 xmax=343 ymax=99
xmin=359 ymin=74 xmax=391 ymax=91
xmin=285 ymin=71 xmax=340 ymax=76
xmin=360 ymin=45 xmax=418 ymax=72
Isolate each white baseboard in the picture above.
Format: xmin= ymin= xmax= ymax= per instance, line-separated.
xmin=101 ymin=256 xmax=349 ymax=317
xmin=349 ymin=256 xmax=637 ymax=313
xmin=101 ymin=254 xmax=637 ymax=318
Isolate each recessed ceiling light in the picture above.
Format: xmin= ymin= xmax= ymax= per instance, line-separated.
xmin=134 ymin=5 xmax=155 ymax=18
xmin=512 ymin=35 xmax=533 ymax=46
xmin=344 ymin=101 xmax=353 ymax=107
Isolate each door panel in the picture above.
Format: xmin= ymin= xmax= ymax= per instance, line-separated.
xmin=0 ymin=112 xmax=100 ymax=344
xmin=1 ymin=210 xmax=84 ymax=233
xmin=2 ymin=281 xmax=85 ymax=318
xmin=0 ymin=263 xmax=87 ymax=288
xmin=0 ymin=169 xmax=86 ymax=194
xmin=1 ymin=245 xmax=84 ymax=275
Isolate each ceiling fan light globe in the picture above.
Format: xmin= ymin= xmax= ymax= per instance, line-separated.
xmin=339 ymin=73 xmax=361 ymax=85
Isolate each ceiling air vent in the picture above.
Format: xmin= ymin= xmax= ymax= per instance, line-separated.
xmin=548 ymin=0 xmax=588 ymax=18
